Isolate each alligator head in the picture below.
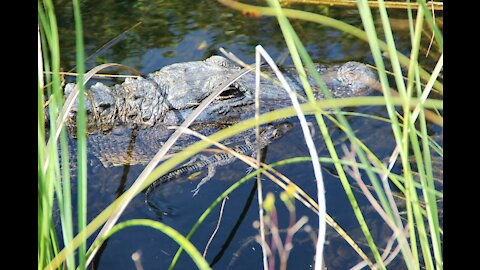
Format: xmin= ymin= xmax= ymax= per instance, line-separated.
xmin=60 ymin=55 xmax=379 ymax=132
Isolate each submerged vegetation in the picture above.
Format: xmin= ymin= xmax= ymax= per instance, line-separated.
xmin=38 ymin=0 xmax=442 ymax=269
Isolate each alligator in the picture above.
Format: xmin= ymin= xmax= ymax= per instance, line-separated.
xmin=59 ymin=55 xmax=378 ymax=196
xmin=62 ymin=55 xmax=378 ymax=133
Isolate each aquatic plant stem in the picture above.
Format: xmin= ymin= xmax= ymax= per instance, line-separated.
xmin=71 ymin=0 xmax=87 ymax=268
xmin=357 ymin=0 xmax=419 ymax=268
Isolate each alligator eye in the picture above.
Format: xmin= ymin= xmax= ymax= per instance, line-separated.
xmin=219 ymin=83 xmax=240 ymax=98
xmin=97 ymin=103 xmax=111 ymax=113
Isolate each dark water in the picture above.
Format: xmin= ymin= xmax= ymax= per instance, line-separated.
xmin=53 ymin=1 xmax=443 ymax=269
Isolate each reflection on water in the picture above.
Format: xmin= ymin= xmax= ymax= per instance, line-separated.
xmin=53 ymin=0 xmax=443 ymax=269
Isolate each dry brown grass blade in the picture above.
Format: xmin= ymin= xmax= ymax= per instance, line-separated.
xmin=83 ymin=22 xmax=142 ymax=69
xmin=67 ymin=22 xmax=142 ymax=73
xmin=43 ymin=70 xmax=142 ymax=80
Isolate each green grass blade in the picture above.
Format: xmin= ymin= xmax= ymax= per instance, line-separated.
xmin=418 ymin=109 xmax=443 ymax=269
xmin=58 ymin=130 xmax=75 ymax=270
xmin=407 ymin=119 xmax=435 ymax=270
xmin=71 ymin=0 xmax=87 ymax=268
